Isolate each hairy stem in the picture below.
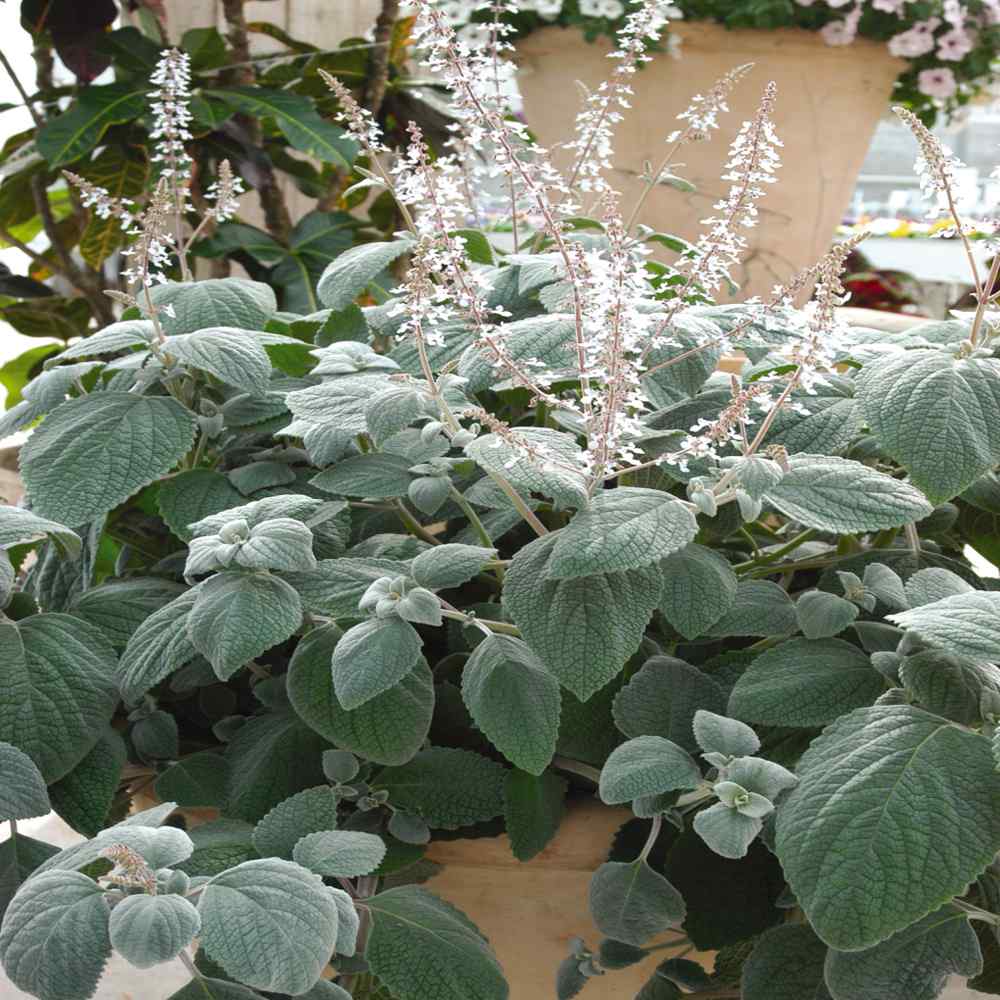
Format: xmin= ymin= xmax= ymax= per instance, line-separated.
xmin=551 ymin=755 xmax=601 ymax=784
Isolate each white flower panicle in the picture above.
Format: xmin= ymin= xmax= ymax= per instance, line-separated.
xmin=892 ymin=105 xmax=965 ymax=211
xmin=203 ymin=159 xmax=245 ymax=224
xmin=667 ymin=63 xmax=754 ymax=145
xmin=581 ymin=197 xmax=658 ymax=475
xmin=565 ymin=0 xmax=674 ymax=196
xmin=321 ymin=69 xmax=390 ymax=154
xmin=121 ymin=177 xmax=177 ymax=300
xmin=149 ymin=48 xmax=194 ymax=212
xmin=63 ymin=170 xmax=137 ymax=228
xmin=677 ymin=81 xmax=782 ymax=300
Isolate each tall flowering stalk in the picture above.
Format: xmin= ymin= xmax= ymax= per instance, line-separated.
xmin=149 ymin=49 xmax=195 ymax=279
xmin=564 ymin=0 xmax=674 ymax=199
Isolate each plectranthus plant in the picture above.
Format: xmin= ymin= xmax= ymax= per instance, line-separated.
xmin=4 ymin=3 xmax=1000 ymax=1000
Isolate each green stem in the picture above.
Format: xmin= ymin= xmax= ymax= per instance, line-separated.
xmin=395 ymin=500 xmax=442 ymax=546
xmin=955 ymin=898 xmax=1000 ymax=926
xmin=449 ymin=486 xmax=495 ymax=551
xmin=439 ymin=607 xmax=520 ymax=637
xmin=639 ymin=815 xmax=663 ymax=863
xmin=732 ymin=529 xmax=818 ymax=573
xmin=551 ymin=755 xmax=601 ymax=785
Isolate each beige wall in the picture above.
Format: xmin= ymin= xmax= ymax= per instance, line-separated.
xmin=161 ymin=0 xmax=383 ymax=44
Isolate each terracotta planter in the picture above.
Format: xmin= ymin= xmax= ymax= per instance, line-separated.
xmin=425 ymin=798 xmax=714 ymax=998
xmin=516 ymin=23 xmax=903 ymax=300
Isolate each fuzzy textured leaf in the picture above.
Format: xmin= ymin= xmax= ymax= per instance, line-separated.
xmin=252 ymin=785 xmax=339 ymax=860
xmin=21 ymin=392 xmax=198 ymax=524
xmin=198 ymin=858 xmax=339 ymax=995
xmin=741 ymin=924 xmax=830 ymax=1000
xmin=332 ymin=616 xmax=423 ymax=710
xmin=763 ymin=454 xmax=932 ymax=533
xmin=119 ymin=589 xmax=200 ymax=702
xmin=412 ymin=544 xmax=497 ymax=591
xmin=548 ymin=489 xmax=698 ymax=579
xmin=288 ymin=624 xmax=433 ymax=765
xmin=293 ymin=830 xmax=387 ymax=877
xmin=366 ymin=886 xmax=508 ymax=1000
xmin=824 ymin=905 xmax=981 ymax=1000
xmin=858 ymin=349 xmax=1000 ymax=503
xmin=889 ymin=591 xmax=1000 ymax=661
xmin=728 ymin=637 xmax=884 ymax=727
xmin=189 ymin=572 xmax=302 ymax=680
xmin=109 ymin=893 xmax=201 ymax=969
xmin=658 ymin=544 xmax=737 ymax=639
xmin=316 ymin=240 xmax=412 ymax=310
xmin=599 ymin=736 xmax=702 ymax=804
xmin=375 ymin=748 xmax=506 ymax=829
xmin=461 ymin=634 xmax=560 ymax=774
xmin=503 ymin=769 xmax=567 ymax=862
xmin=775 ymin=704 xmax=1000 ymax=951
xmin=48 ymin=729 xmax=126 ymax=837
xmin=612 ymin=657 xmax=726 ymax=753
xmin=0 ymin=741 xmax=49 ymax=823
xmin=0 ymin=870 xmax=111 ymax=1000
xmin=503 ymin=532 xmax=663 ymax=700
xmin=0 ymin=615 xmax=119 ymax=782
xmin=589 ymin=860 xmax=686 ymax=947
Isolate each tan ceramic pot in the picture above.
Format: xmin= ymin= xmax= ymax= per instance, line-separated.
xmin=425 ymin=798 xmax=714 ymax=998
xmin=516 ymin=22 xmax=903 ymax=300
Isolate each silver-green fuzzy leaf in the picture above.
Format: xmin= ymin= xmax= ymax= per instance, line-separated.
xmin=728 ymin=637 xmax=884 ymax=727
xmin=741 ymin=924 xmax=830 ymax=1000
xmin=776 ymin=704 xmax=1000 ymax=951
xmin=599 ymin=736 xmax=702 ymax=804
xmin=198 ymin=859 xmax=339 ymax=995
xmin=165 ymin=327 xmax=272 ymax=395
xmin=109 ymin=893 xmax=201 ymax=969
xmin=0 ymin=741 xmax=49 ymax=823
xmin=374 ymin=748 xmax=506 ymax=829
xmin=252 ymin=785 xmax=339 ymax=860
xmin=503 ymin=532 xmax=664 ymax=700
xmin=824 ymin=905 xmax=981 ymax=1000
xmin=461 ymin=634 xmax=561 ymax=775
xmin=547 ymin=489 xmax=698 ymax=579
xmin=858 ymin=349 xmax=1000 ymax=503
xmin=589 ymin=860 xmax=685 ymax=947
xmin=21 ymin=392 xmax=198 ymax=524
xmin=762 ymin=454 xmax=932 ymax=533
xmin=317 ymin=241 xmax=412 ymax=311
xmin=0 ymin=615 xmax=119 ymax=782
xmin=411 ymin=544 xmax=497 ymax=591
xmin=0 ymin=505 xmax=80 ymax=557
xmin=189 ymin=572 xmax=302 ymax=681
xmin=658 ymin=544 xmax=738 ymax=639
xmin=0 ymin=870 xmax=111 ymax=1000
xmin=889 ymin=591 xmax=1000 ymax=661
xmin=332 ymin=616 xmax=422 ymax=710
xmin=293 ymin=830 xmax=387 ymax=877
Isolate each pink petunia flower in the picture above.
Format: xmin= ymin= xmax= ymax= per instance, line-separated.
xmin=937 ymin=28 xmax=974 ymax=60
xmin=918 ymin=66 xmax=958 ymax=99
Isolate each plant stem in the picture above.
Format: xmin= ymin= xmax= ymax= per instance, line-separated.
xmin=551 ymin=755 xmax=601 ymax=784
xmin=448 ymin=486 xmax=495 ymax=550
xmin=394 ymin=500 xmax=442 ymax=546
xmin=969 ymin=251 xmax=1000 ymax=347
xmin=440 ymin=607 xmax=520 ymax=637
xmin=639 ymin=815 xmax=663 ymax=862
xmin=0 ymin=49 xmax=43 ymax=129
xmin=904 ymin=522 xmax=921 ymax=557
xmin=732 ymin=528 xmax=817 ymax=573
xmin=178 ymin=949 xmax=201 ymax=979
xmin=955 ymin=898 xmax=1000 ymax=926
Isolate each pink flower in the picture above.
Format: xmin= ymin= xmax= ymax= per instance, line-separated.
xmin=821 ymin=5 xmax=861 ymax=45
xmin=888 ymin=20 xmax=941 ymax=58
xmin=937 ymin=28 xmax=974 ymax=60
xmin=918 ymin=67 xmax=958 ymax=99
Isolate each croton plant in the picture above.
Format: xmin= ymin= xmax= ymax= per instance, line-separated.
xmin=2 ymin=3 xmax=1000 ymax=1000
